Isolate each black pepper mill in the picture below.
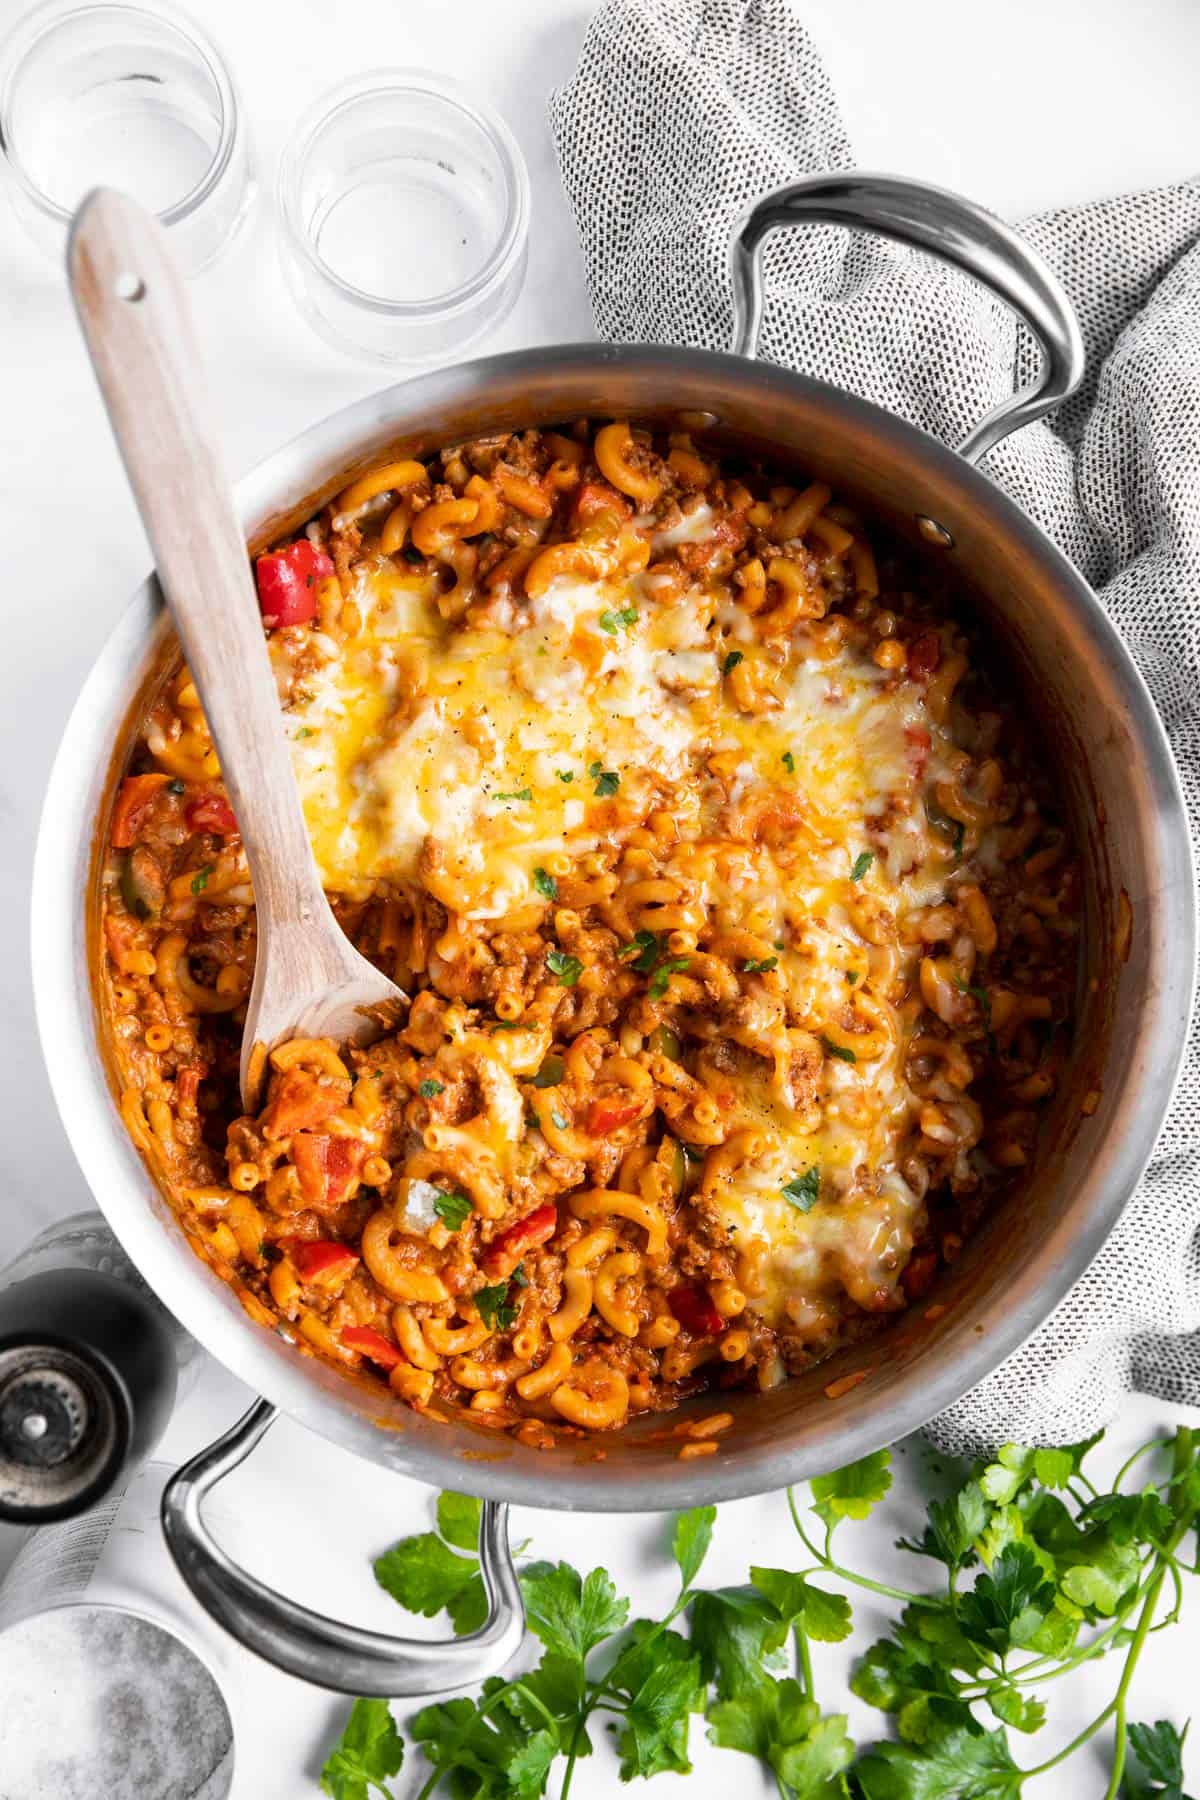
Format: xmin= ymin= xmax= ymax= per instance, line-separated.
xmin=0 ymin=1212 xmax=195 ymax=1522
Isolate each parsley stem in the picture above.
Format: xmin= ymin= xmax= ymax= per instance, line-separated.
xmin=794 ymin=1621 xmax=814 ymax=1699
xmin=1112 ymin=1434 xmax=1173 ymax=1494
xmin=784 ymin=1489 xmax=917 ymax=1604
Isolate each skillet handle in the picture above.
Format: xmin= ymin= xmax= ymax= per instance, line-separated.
xmin=728 ymin=172 xmax=1084 ymax=464
xmin=161 ymin=1399 xmax=524 ymax=1696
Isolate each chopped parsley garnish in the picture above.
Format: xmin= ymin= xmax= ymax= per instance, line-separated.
xmin=722 ymin=649 xmax=744 ymax=676
xmin=927 ymin=796 xmax=966 ymax=861
xmin=490 ymin=1020 xmax=522 ymax=1031
xmin=294 ymin=726 xmax=314 ymax=739
xmin=954 ymin=976 xmax=998 ymax=1053
xmin=418 ymin=1079 xmax=444 ymax=1099
xmin=533 ymin=1054 xmax=564 ymax=1088
xmin=555 ymin=769 xmax=574 ymax=783
xmin=167 ymin=778 xmax=186 ymax=795
xmin=620 ymin=929 xmax=660 ymax=972
xmin=546 ymin=948 xmax=583 ymax=987
xmin=190 ymin=865 xmax=211 ymax=895
xmin=846 ymin=969 xmax=860 ymax=984
xmin=849 ymin=850 xmax=875 ymax=881
xmin=589 ymin=762 xmax=620 ymax=797
xmin=494 ymin=787 xmax=533 ymax=803
xmin=782 ymin=1167 xmax=821 ymax=1211
xmin=510 ymin=1264 xmax=529 ymax=1288
xmin=821 ymin=1035 xmax=858 ymax=1064
xmin=473 ymin=1281 xmax=520 ymax=1332
xmin=599 ymin=605 xmax=638 ymax=633
xmin=743 ymin=956 xmax=778 ymax=974
xmin=781 ymin=749 xmax=796 ymax=774
xmin=649 ymin=956 xmax=690 ymax=999
xmin=433 ymin=1190 xmax=472 ymax=1231
xmin=533 ymin=867 xmax=558 ymax=901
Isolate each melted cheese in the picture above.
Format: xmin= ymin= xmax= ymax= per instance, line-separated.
xmin=272 ymin=550 xmax=964 ymax=1328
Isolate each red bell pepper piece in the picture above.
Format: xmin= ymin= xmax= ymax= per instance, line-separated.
xmin=907 ymin=633 xmax=942 ymax=679
xmin=185 ymin=790 xmax=238 ymax=835
xmin=341 ymin=1326 xmax=403 ymax=1370
xmin=481 ymin=1202 xmax=558 ymax=1278
xmin=288 ymin=1239 xmax=359 ymax=1285
xmin=668 ymin=1284 xmax=726 ymax=1337
xmin=292 ymin=1133 xmax=364 ymax=1209
xmin=254 ymin=540 xmax=334 ymax=628
xmin=260 ymin=1067 xmax=350 ymax=1140
xmin=586 ymin=1098 xmax=644 ymax=1136
xmin=111 ymin=772 xmax=171 ymax=848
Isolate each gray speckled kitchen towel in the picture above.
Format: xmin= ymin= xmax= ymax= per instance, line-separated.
xmin=549 ymin=0 xmax=1200 ymax=1453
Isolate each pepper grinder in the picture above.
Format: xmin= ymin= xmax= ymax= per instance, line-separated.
xmin=0 ymin=1211 xmax=197 ymax=1522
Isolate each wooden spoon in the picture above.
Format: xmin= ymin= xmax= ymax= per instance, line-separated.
xmin=68 ymin=189 xmax=405 ymax=1110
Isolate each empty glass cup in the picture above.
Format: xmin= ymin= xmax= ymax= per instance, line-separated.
xmin=0 ymin=0 xmax=255 ymax=274
xmin=278 ymin=69 xmax=530 ymax=365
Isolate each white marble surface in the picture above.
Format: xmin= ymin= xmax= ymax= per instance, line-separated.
xmin=2 ymin=0 xmax=1198 ymax=1793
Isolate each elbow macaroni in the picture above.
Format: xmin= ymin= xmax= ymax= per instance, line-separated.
xmin=97 ymin=419 xmax=1082 ymax=1438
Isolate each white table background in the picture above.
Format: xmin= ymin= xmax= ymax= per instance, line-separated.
xmin=2 ymin=0 xmax=1198 ymax=1793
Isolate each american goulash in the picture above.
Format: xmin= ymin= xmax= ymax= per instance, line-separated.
xmin=99 ymin=420 xmax=1080 ymax=1440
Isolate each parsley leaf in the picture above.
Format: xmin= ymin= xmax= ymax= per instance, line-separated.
xmin=850 ymin=849 xmax=875 ymax=881
xmin=927 ymin=796 xmax=966 ymax=862
xmin=821 ymin=1035 xmax=858 ymax=1063
xmin=373 ymin=1527 xmax=486 ymax=1637
xmin=673 ymin=1506 xmax=717 ymax=1590
xmin=722 ymin=649 xmax=744 ymax=675
xmin=546 ymin=948 xmax=583 ymax=987
xmin=781 ymin=749 xmax=796 ymax=774
xmin=520 ymin=1560 xmax=630 ymax=1661
xmin=556 ymin=769 xmax=574 ymax=782
xmin=599 ymin=605 xmax=638 ymax=633
xmin=853 ymin=1720 xmax=1022 ymax=1800
xmin=649 ymin=955 xmax=690 ymax=999
xmin=319 ymin=1697 xmax=403 ymax=1800
xmin=782 ymin=1167 xmax=821 ymax=1211
xmin=494 ymin=787 xmax=533 ymax=803
xmin=418 ymin=1078 xmax=443 ymax=1098
xmin=190 ymin=865 xmax=211 ymax=894
xmin=1124 ymin=1719 xmax=1192 ymax=1797
xmin=621 ymin=928 xmax=660 ymax=972
xmin=811 ymin=1449 xmax=893 ymax=1528
xmin=743 ymin=955 xmax=778 ymax=973
xmin=474 ymin=1280 xmax=521 ymax=1332
xmin=591 ymin=767 xmax=620 ymax=797
xmin=433 ymin=1189 xmax=472 ymax=1231
xmin=533 ymin=866 xmax=558 ymax=900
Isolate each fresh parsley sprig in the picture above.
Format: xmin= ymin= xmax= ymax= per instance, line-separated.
xmin=321 ymin=1427 xmax=1200 ymax=1799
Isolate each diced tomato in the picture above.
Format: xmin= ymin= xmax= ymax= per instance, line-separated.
xmin=668 ymin=1284 xmax=726 ymax=1337
xmin=901 ymin=1250 xmax=939 ymax=1300
xmin=254 ymin=540 xmax=334 ymax=628
xmin=342 ymin=1326 xmax=403 ymax=1370
xmin=289 ymin=1239 xmax=359 ymax=1286
xmin=905 ymin=725 xmax=932 ymax=779
xmin=481 ymin=1202 xmax=558 ymax=1278
xmin=586 ymin=1098 xmax=644 ymax=1135
xmin=907 ymin=633 xmax=942 ymax=679
xmin=573 ymin=480 xmax=632 ymax=528
xmin=260 ymin=1068 xmax=350 ymax=1140
xmin=111 ymin=772 xmax=171 ymax=848
xmin=292 ymin=1133 xmax=365 ymax=1209
xmin=185 ymin=790 xmax=238 ymax=835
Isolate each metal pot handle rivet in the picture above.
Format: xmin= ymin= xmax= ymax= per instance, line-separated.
xmin=161 ymin=1399 xmax=524 ymax=1695
xmin=728 ymin=171 xmax=1085 ymax=468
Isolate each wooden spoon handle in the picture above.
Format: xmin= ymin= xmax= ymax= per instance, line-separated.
xmin=67 ymin=188 xmax=330 ymax=946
